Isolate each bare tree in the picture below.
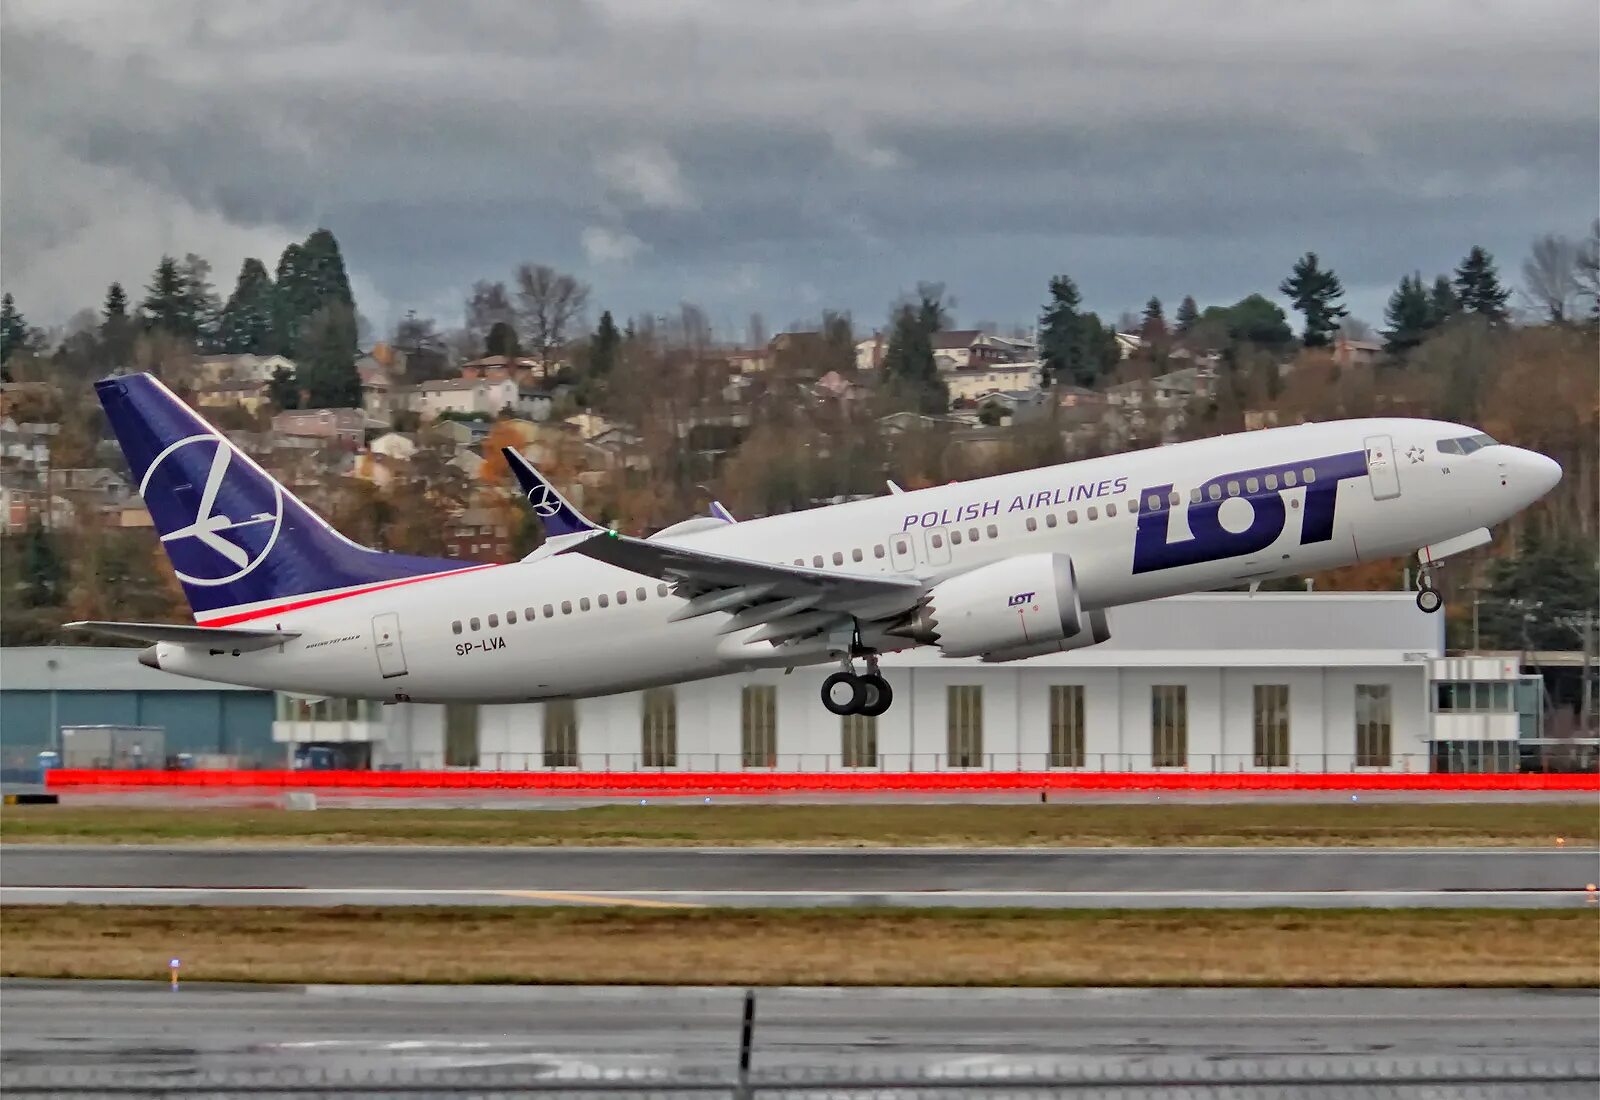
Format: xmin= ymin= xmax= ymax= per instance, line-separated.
xmin=514 ymin=264 xmax=590 ymax=380
xmin=464 ymin=280 xmax=516 ymax=355
xmin=1520 ymin=233 xmax=1582 ymax=323
xmin=1575 ymin=219 xmax=1600 ymax=320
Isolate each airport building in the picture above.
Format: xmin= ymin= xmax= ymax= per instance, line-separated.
xmin=1 ymin=593 xmax=1561 ymax=776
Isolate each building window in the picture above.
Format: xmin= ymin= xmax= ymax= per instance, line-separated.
xmin=443 ymin=703 xmax=479 ymax=768
xmin=1434 ymin=681 xmax=1513 ymax=712
xmin=841 ymin=713 xmax=877 ymax=768
xmin=543 ymin=699 xmax=579 ymax=767
xmin=641 ymin=688 xmax=677 ymax=767
xmin=741 ymin=685 xmax=777 ymax=768
xmin=1355 ymin=684 xmax=1392 ymax=767
xmin=1048 ymin=685 xmax=1085 ymax=768
xmin=1151 ymin=685 xmax=1187 ymax=767
xmin=947 ymin=685 xmax=984 ymax=767
xmin=1253 ymin=684 xmax=1290 ymax=767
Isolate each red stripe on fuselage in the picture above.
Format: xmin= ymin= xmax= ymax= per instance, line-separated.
xmin=195 ymin=563 xmax=501 ymax=627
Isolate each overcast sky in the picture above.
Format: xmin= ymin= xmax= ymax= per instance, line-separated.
xmin=3 ymin=0 xmax=1597 ymax=341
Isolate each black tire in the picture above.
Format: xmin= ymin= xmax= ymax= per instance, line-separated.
xmin=1416 ymin=586 xmax=1443 ymax=614
xmin=821 ymin=671 xmax=866 ymax=715
xmin=857 ymin=673 xmax=893 ymax=717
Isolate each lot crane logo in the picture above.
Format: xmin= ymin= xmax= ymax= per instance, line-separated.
xmin=526 ymin=481 xmax=564 ymax=518
xmin=140 ymin=434 xmax=283 ymax=586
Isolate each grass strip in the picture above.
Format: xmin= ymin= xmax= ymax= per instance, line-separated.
xmin=3 ymin=802 xmax=1594 ymax=847
xmin=1 ymin=906 xmax=1595 ymax=987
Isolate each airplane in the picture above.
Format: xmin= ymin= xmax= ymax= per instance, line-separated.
xmin=68 ymin=372 xmax=1561 ymax=717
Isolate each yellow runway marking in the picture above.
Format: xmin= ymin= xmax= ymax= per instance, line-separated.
xmin=497 ymin=890 xmax=702 ymax=909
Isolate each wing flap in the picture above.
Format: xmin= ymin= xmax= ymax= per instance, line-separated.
xmin=65 ymin=621 xmax=299 ymax=651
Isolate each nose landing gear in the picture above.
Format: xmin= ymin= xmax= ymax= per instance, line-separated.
xmin=820 ymin=654 xmax=894 ymax=716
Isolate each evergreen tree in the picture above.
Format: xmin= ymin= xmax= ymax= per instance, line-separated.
xmin=1 ymin=292 xmax=29 ymax=364
xmin=1140 ymin=296 xmax=1165 ymax=330
xmin=217 ymin=258 xmax=278 ymax=354
xmin=1174 ymin=294 xmax=1200 ymax=334
xmin=179 ymin=253 xmax=220 ymax=350
xmin=295 ymin=303 xmax=360 ymax=408
xmin=100 ymin=282 xmax=134 ymax=369
xmin=1278 ymin=251 xmax=1348 ymax=347
xmin=1208 ymin=294 xmax=1293 ymax=348
xmin=267 ymin=365 xmax=300 ymax=410
xmin=1427 ymin=275 xmax=1459 ymax=328
xmin=1137 ymin=296 xmax=1168 ymax=350
xmin=1453 ymin=245 xmax=1510 ymax=323
xmin=1038 ymin=275 xmax=1082 ymax=386
xmin=485 ymin=320 xmax=522 ymax=358
xmin=589 ymin=311 xmax=620 ymax=376
xmin=1476 ymin=530 xmax=1600 ymax=650
xmin=140 ymin=255 xmax=194 ymax=336
xmin=21 ymin=519 xmax=65 ymax=607
xmin=881 ymin=302 xmax=945 ymax=413
xmin=1382 ymin=273 xmax=1432 ymax=355
xmin=274 ymin=229 xmax=355 ymax=355
xmin=301 ymin=228 xmax=355 ymax=310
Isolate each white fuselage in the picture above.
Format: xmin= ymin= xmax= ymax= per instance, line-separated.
xmin=151 ymin=418 xmax=1554 ymax=702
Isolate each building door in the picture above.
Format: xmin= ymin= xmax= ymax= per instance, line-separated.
xmin=1363 ymin=435 xmax=1401 ymax=501
xmin=372 ymin=613 xmax=408 ymax=679
xmin=923 ymin=528 xmax=952 ymax=566
xmin=888 ymin=533 xmax=916 ymax=572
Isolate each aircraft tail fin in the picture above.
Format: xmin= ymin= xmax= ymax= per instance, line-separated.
xmin=500 ymin=447 xmax=601 ymax=537
xmin=95 ymin=373 xmax=485 ymax=626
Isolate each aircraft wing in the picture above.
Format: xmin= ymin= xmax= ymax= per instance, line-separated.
xmin=65 ymin=621 xmax=299 ymax=651
xmin=561 ymin=531 xmax=923 ymax=641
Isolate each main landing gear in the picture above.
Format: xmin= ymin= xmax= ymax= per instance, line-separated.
xmin=821 ymin=654 xmax=893 ymax=717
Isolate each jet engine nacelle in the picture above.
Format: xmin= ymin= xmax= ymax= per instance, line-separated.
xmin=979 ymin=609 xmax=1110 ymax=663
xmin=889 ymin=553 xmax=1103 ymax=659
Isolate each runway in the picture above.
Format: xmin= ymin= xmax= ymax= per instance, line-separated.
xmin=4 ymin=843 xmax=1596 ymax=908
xmin=2 ymin=982 xmax=1596 ymax=1094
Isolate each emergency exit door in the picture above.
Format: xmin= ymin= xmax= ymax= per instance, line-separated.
xmin=1363 ymin=434 xmax=1402 ymax=501
xmin=372 ymin=613 xmax=408 ymax=679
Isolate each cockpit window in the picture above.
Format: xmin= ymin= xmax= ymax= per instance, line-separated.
xmin=1437 ymin=433 xmax=1498 ymax=456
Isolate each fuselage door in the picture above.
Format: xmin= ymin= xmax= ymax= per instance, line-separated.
xmin=372 ymin=612 xmax=408 ymax=679
xmin=888 ymin=532 xmax=916 ymax=572
xmin=1364 ymin=434 xmax=1402 ymax=501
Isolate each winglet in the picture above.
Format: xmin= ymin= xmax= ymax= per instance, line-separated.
xmin=500 ymin=448 xmax=600 ymax=537
xmin=710 ymin=501 xmax=737 ymax=524
xmin=886 ymin=480 xmax=904 ymax=495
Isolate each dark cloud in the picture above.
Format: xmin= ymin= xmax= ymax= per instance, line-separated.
xmin=3 ymin=0 xmax=1595 ymax=336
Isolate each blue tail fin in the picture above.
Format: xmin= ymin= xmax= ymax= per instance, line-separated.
xmin=97 ymin=373 xmax=484 ymax=624
xmin=500 ymin=446 xmax=600 ymax=538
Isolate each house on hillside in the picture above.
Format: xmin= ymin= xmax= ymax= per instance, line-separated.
xmin=412 ymin=377 xmax=518 ymax=419
xmin=445 ymin=507 xmax=509 ymax=560
xmin=1334 ymin=335 xmax=1384 ymax=369
xmin=272 ymin=408 xmax=365 ymax=447
xmin=944 ymin=361 xmax=1043 ymax=404
xmin=196 ymin=354 xmax=295 ymax=384
xmin=194 ymin=378 xmax=270 ymax=416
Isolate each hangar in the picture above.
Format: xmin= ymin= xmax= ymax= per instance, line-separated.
xmin=3 ymin=592 xmax=1549 ymax=776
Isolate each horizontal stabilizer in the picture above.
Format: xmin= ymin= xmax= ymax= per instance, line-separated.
xmin=65 ymin=621 xmax=298 ymax=651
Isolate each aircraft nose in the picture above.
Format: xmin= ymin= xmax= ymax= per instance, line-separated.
xmin=1510 ymin=448 xmax=1562 ymax=500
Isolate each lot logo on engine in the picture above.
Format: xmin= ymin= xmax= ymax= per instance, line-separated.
xmin=1007 ymin=591 xmax=1036 ymax=607
xmin=1132 ymin=450 xmax=1367 ymax=574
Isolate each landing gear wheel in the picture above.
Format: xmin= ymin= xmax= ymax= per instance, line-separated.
xmin=1416 ymin=586 xmax=1443 ymax=614
xmin=857 ymin=673 xmax=893 ymax=717
xmin=821 ymin=671 xmax=866 ymax=716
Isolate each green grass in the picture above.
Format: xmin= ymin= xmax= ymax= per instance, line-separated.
xmin=2 ymin=905 xmax=1594 ymax=986
xmin=3 ymin=801 xmax=1594 ymax=847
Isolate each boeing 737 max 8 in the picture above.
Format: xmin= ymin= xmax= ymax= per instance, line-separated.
xmin=69 ymin=373 xmax=1561 ymax=716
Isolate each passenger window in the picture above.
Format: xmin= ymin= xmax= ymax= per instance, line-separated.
xmin=579 ymin=597 xmax=591 ymax=612
xmin=950 ymin=530 xmax=963 ymax=545
xmin=986 ymin=524 xmax=997 ymax=538
xmin=813 ymin=555 xmax=824 ymax=567
xmin=1147 ymin=495 xmax=1162 ymax=511
xmin=487 ymin=614 xmax=499 ymax=628
xmin=452 ymin=621 xmax=462 ymax=635
xmin=874 ymin=545 xmax=885 ymax=559
xmin=1105 ymin=503 xmax=1117 ymax=518
xmin=1168 ymin=491 xmax=1180 ymax=506
xmin=1207 ymin=484 xmax=1222 ymax=501
xmin=852 ymin=548 xmax=863 ymax=562
xmin=1264 ymin=474 xmax=1278 ymax=491
xmin=1283 ymin=470 xmax=1297 ymax=488
xmin=561 ymin=602 xmax=572 ymax=615
xmin=832 ymin=551 xmax=844 ymax=566
xmin=1190 ymin=489 xmax=1202 ymax=504
xmin=1026 ymin=517 xmax=1037 ymax=532
xmin=506 ymin=610 xmax=517 ymax=625
xmin=470 ymin=617 xmax=481 ymax=631
xmin=895 ymin=539 xmax=908 ymax=554
xmin=636 ymin=588 xmax=647 ymax=601
xmin=543 ymin=604 xmax=554 ymax=617
xmin=931 ymin=534 xmax=944 ymax=548
xmin=1067 ymin=511 xmax=1078 ymax=524
xmin=794 ymin=558 xmax=804 ymax=566
xmin=968 ymin=527 xmax=979 ymax=541
xmin=1245 ymin=477 xmax=1259 ymax=494
xmin=657 ymin=584 xmax=668 ymax=597
xmin=525 ymin=607 xmax=535 ymax=621
xmin=598 ymin=594 xmax=609 ymax=608
xmin=1046 ymin=514 xmax=1057 ymax=528
xmin=617 ymin=591 xmax=628 ymax=605
xmin=1303 ymin=467 xmax=1317 ymax=483
xmin=1087 ymin=506 xmax=1099 ymax=521
xmin=1226 ymin=481 xmax=1240 ymax=497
